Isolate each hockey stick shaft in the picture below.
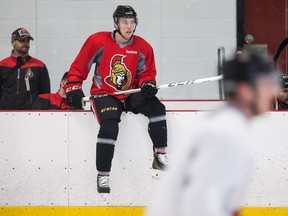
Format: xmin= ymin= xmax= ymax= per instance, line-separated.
xmin=113 ymin=74 xmax=223 ymax=95
xmin=82 ymin=74 xmax=223 ymax=102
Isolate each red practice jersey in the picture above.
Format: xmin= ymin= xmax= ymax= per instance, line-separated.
xmin=67 ymin=31 xmax=157 ymax=100
xmin=33 ymin=92 xmax=70 ymax=110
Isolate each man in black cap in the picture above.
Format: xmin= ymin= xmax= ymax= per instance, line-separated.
xmin=274 ymin=74 xmax=288 ymax=110
xmin=0 ymin=28 xmax=50 ymax=110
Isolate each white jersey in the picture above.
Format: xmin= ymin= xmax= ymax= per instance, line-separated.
xmin=147 ymin=105 xmax=254 ymax=216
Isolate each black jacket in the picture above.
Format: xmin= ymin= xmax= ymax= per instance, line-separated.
xmin=0 ymin=53 xmax=50 ymax=110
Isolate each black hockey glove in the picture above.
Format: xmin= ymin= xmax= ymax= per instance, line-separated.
xmin=64 ymin=82 xmax=85 ymax=109
xmin=140 ymin=81 xmax=158 ymax=99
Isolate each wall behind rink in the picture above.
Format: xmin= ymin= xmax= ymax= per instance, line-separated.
xmin=0 ymin=0 xmax=236 ymax=99
xmin=0 ymin=107 xmax=288 ymax=208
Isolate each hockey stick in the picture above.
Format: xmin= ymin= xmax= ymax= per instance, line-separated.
xmin=273 ymin=37 xmax=288 ymax=64
xmin=114 ymin=74 xmax=223 ymax=95
xmin=82 ymin=74 xmax=223 ymax=102
xmin=273 ymin=38 xmax=288 ymax=110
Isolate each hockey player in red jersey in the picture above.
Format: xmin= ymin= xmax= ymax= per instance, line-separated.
xmin=33 ymin=72 xmax=70 ymax=110
xmin=65 ymin=5 xmax=168 ymax=193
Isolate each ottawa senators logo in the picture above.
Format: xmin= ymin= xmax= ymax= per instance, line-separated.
xmin=25 ymin=68 xmax=34 ymax=78
xmin=104 ymin=54 xmax=131 ymax=90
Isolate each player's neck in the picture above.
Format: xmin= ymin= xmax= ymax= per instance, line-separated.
xmin=114 ymin=31 xmax=129 ymax=45
xmin=58 ymin=89 xmax=66 ymax=98
xmin=12 ymin=49 xmax=27 ymax=57
xmin=229 ymin=101 xmax=253 ymax=119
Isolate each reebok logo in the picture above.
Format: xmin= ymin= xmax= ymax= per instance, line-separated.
xmin=126 ymin=50 xmax=138 ymax=54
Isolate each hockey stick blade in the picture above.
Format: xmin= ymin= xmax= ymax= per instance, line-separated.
xmin=82 ymin=74 xmax=223 ymax=102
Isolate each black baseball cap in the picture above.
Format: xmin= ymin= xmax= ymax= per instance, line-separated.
xmin=11 ymin=28 xmax=34 ymax=41
xmin=279 ymin=74 xmax=288 ymax=88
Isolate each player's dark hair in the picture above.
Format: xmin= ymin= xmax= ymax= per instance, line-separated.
xmin=61 ymin=72 xmax=68 ymax=81
xmin=223 ymin=52 xmax=275 ymax=98
xmin=279 ymin=74 xmax=288 ymax=88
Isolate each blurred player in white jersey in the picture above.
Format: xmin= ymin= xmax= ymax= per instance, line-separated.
xmin=146 ymin=52 xmax=278 ymax=216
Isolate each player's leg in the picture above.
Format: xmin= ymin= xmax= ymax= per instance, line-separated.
xmin=125 ymin=93 xmax=168 ymax=171
xmin=91 ymin=95 xmax=123 ymax=193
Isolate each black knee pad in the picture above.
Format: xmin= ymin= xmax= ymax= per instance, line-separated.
xmin=144 ymin=99 xmax=166 ymax=118
xmin=150 ymin=100 xmax=166 ymax=117
xmin=126 ymin=92 xmax=146 ymax=111
xmin=98 ymin=119 xmax=119 ymax=140
xmin=129 ymin=96 xmax=166 ymax=118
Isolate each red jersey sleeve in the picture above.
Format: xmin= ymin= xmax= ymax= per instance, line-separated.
xmin=136 ymin=40 xmax=157 ymax=87
xmin=67 ymin=33 xmax=104 ymax=84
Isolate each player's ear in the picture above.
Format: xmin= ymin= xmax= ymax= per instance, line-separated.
xmin=114 ymin=23 xmax=119 ymax=30
xmin=60 ymin=80 xmax=66 ymax=89
xmin=237 ymin=83 xmax=254 ymax=101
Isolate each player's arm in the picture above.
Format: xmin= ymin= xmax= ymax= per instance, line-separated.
xmin=67 ymin=34 xmax=100 ymax=83
xmin=65 ymin=34 xmax=100 ymax=109
xmin=39 ymin=64 xmax=51 ymax=94
xmin=32 ymin=95 xmax=50 ymax=110
xmin=232 ymin=210 xmax=241 ymax=216
xmin=0 ymin=77 xmax=2 ymax=99
xmin=137 ymin=43 xmax=157 ymax=86
xmin=136 ymin=44 xmax=157 ymax=99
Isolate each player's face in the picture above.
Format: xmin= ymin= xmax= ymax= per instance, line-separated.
xmin=117 ymin=18 xmax=136 ymax=40
xmin=60 ymin=79 xmax=68 ymax=98
xmin=253 ymin=76 xmax=278 ymax=114
xmin=12 ymin=38 xmax=30 ymax=56
xmin=277 ymin=88 xmax=288 ymax=105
